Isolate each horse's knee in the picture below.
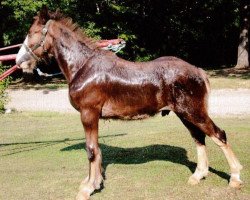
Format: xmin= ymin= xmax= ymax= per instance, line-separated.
xmin=86 ymin=144 xmax=95 ymax=162
xmin=86 ymin=144 xmax=101 ymax=162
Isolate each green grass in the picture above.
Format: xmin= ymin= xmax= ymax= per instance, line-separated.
xmin=0 ymin=112 xmax=250 ymax=200
xmin=207 ymin=68 xmax=250 ymax=89
xmin=209 ymin=77 xmax=250 ymax=89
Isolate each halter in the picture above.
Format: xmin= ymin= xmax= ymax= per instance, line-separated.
xmin=23 ymin=19 xmax=52 ymax=62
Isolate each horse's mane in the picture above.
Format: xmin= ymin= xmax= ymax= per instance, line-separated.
xmin=47 ymin=10 xmax=98 ymax=50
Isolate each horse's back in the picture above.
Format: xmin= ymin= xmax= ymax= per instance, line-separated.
xmin=70 ymin=54 xmax=209 ymax=119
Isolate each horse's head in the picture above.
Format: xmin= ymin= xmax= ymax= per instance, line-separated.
xmin=16 ymin=6 xmax=55 ymax=73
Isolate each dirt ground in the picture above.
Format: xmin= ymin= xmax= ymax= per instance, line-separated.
xmin=5 ymin=88 xmax=250 ymax=117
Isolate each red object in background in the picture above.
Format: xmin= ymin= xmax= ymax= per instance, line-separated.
xmin=0 ymin=65 xmax=19 ymax=81
xmin=0 ymin=39 xmax=124 ymax=81
xmin=0 ymin=54 xmax=18 ymax=82
xmin=0 ymin=44 xmax=22 ymax=52
xmin=96 ymin=39 xmax=124 ymax=48
xmin=0 ymin=54 xmax=17 ymax=61
xmin=0 ymin=39 xmax=123 ymax=62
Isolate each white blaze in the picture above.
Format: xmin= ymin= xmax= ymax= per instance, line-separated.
xmin=16 ymin=36 xmax=29 ymax=64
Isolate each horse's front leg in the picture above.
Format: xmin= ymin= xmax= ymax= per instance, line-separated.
xmin=76 ymin=108 xmax=103 ymax=200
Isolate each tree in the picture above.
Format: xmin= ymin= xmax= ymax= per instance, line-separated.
xmin=0 ymin=0 xmax=245 ymax=68
xmin=235 ymin=1 xmax=249 ymax=69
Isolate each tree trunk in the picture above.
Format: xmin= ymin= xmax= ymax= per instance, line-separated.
xmin=0 ymin=5 xmax=4 ymax=48
xmin=235 ymin=2 xmax=249 ymax=69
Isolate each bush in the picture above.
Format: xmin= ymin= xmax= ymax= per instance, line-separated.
xmin=0 ymin=65 xmax=11 ymax=113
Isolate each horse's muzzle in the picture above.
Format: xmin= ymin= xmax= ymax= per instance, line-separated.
xmin=16 ymin=52 xmax=32 ymax=66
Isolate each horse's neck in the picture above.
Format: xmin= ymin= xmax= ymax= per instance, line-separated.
xmin=52 ymin=32 xmax=94 ymax=82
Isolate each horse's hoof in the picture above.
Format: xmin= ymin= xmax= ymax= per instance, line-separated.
xmin=77 ymin=183 xmax=95 ymax=200
xmin=76 ymin=191 xmax=90 ymax=200
xmin=188 ymin=176 xmax=200 ymax=185
xmin=229 ymin=179 xmax=243 ymax=189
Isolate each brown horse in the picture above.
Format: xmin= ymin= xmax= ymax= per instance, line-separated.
xmin=16 ymin=7 xmax=243 ymax=200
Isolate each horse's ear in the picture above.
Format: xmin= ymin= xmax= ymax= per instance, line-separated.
xmin=55 ymin=8 xmax=61 ymax=15
xmin=48 ymin=8 xmax=61 ymax=19
xmin=38 ymin=5 xmax=49 ymax=24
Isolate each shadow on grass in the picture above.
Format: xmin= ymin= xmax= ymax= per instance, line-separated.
xmin=0 ymin=133 xmax=126 ymax=156
xmin=61 ymin=142 xmax=230 ymax=186
xmin=208 ymin=67 xmax=250 ymax=79
xmin=0 ymin=133 xmax=230 ymax=187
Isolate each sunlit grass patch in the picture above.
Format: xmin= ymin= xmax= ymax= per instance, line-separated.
xmin=0 ymin=112 xmax=249 ymax=199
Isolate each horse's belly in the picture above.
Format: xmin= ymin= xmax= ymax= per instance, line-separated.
xmin=101 ymin=101 xmax=157 ymax=120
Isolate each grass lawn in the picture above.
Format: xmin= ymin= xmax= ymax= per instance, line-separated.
xmin=209 ymin=77 xmax=250 ymax=89
xmin=208 ymin=68 xmax=250 ymax=89
xmin=0 ymin=112 xmax=250 ymax=200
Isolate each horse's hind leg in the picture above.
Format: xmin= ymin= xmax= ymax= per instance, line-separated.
xmin=178 ymin=112 xmax=243 ymax=188
xmin=178 ymin=115 xmax=209 ymax=184
xmin=210 ymin=135 xmax=243 ymax=188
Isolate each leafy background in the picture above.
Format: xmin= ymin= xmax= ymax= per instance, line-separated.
xmin=0 ymin=0 xmax=241 ymax=67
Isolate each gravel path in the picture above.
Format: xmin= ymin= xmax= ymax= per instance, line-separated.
xmin=5 ymin=88 xmax=250 ymax=116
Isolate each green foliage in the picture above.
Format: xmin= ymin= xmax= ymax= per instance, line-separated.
xmin=0 ymin=0 xmax=243 ymax=66
xmin=82 ymin=21 xmax=101 ymax=39
xmin=1 ymin=0 xmax=48 ymax=45
xmin=0 ymin=65 xmax=11 ymax=113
